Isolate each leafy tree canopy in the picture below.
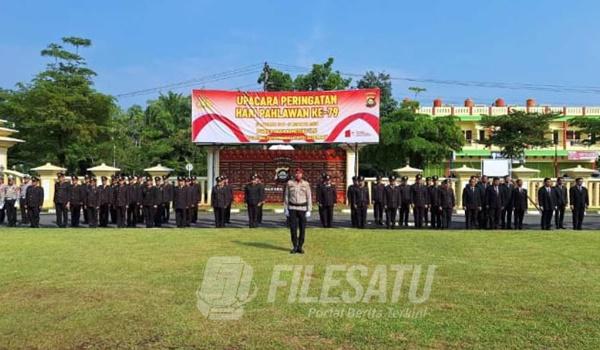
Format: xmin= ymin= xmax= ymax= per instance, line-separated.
xmin=480 ymin=111 xmax=558 ymax=159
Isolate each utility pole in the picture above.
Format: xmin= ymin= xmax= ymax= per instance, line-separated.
xmin=262 ymin=62 xmax=270 ymax=91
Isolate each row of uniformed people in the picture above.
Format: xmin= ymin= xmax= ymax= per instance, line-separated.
xmin=462 ymin=175 xmax=590 ymax=230
xmin=315 ymin=173 xmax=456 ymax=230
xmin=0 ymin=175 xmax=45 ymax=227
xmin=51 ymin=173 xmax=202 ymax=228
xmin=210 ymin=174 xmax=262 ymax=228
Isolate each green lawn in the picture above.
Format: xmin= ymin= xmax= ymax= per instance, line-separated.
xmin=1 ymin=228 xmax=599 ymax=349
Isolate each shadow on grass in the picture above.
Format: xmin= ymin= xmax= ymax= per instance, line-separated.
xmin=231 ymin=240 xmax=290 ymax=252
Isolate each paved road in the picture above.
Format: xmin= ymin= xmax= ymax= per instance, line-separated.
xmin=4 ymin=211 xmax=600 ymax=230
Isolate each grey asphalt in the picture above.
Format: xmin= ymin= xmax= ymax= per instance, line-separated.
xmin=3 ymin=211 xmax=599 ymax=230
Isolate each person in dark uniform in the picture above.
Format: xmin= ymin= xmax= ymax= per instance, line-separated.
xmin=110 ymin=176 xmax=118 ymax=224
xmin=439 ymin=179 xmax=455 ymax=229
xmin=537 ymin=177 xmax=556 ymax=230
xmin=428 ymin=176 xmax=442 ymax=229
xmin=316 ymin=174 xmax=336 ymax=228
xmin=346 ymin=176 xmax=359 ymax=228
xmin=127 ymin=176 xmax=140 ymax=227
xmin=115 ymin=176 xmax=129 ymax=228
xmin=185 ymin=178 xmax=194 ymax=227
xmin=142 ymin=176 xmax=159 ymax=228
xmin=190 ymin=176 xmax=200 ymax=224
xmin=86 ymin=177 xmax=100 ymax=228
xmin=256 ymin=174 xmax=265 ymax=224
xmin=212 ymin=176 xmax=228 ymax=228
xmin=25 ymin=177 xmax=44 ymax=228
xmin=500 ymin=175 xmax=514 ymax=229
xmin=352 ymin=176 xmax=370 ymax=229
xmin=424 ymin=176 xmax=432 ymax=227
xmin=69 ymin=175 xmax=85 ymax=228
xmin=384 ymin=175 xmax=400 ymax=229
xmin=316 ymin=173 xmax=325 ymax=227
xmin=54 ymin=172 xmax=71 ymax=228
xmin=82 ymin=175 xmax=91 ymax=224
xmin=371 ymin=175 xmax=385 ymax=226
xmin=569 ymin=177 xmax=589 ymax=230
xmin=485 ymin=177 xmax=503 ymax=229
xmin=244 ymin=174 xmax=265 ymax=228
xmin=162 ymin=175 xmax=174 ymax=224
xmin=153 ymin=176 xmax=164 ymax=227
xmin=399 ymin=176 xmax=412 ymax=227
xmin=462 ymin=177 xmax=481 ymax=230
xmin=223 ymin=176 xmax=233 ymax=224
xmin=99 ymin=176 xmax=111 ymax=227
xmin=173 ymin=176 xmax=190 ymax=228
xmin=136 ymin=175 xmax=145 ymax=224
xmin=476 ymin=175 xmax=490 ymax=229
xmin=512 ymin=178 xmax=528 ymax=230
xmin=552 ymin=177 xmax=568 ymax=229
xmin=411 ymin=174 xmax=429 ymax=229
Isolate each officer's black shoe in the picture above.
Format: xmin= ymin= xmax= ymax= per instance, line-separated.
xmin=290 ymin=248 xmax=297 ymax=254
xmin=297 ymin=248 xmax=305 ymax=254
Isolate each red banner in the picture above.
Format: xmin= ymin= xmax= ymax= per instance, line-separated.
xmin=191 ymin=89 xmax=380 ymax=144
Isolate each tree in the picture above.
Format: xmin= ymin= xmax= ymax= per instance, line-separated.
xmin=569 ymin=117 xmax=600 ymax=145
xmin=108 ymin=92 xmax=206 ymax=175
xmin=480 ymin=111 xmax=558 ymax=160
xmin=1 ymin=37 xmax=115 ymax=172
xmin=361 ymin=100 xmax=464 ymax=171
xmin=257 ymin=66 xmax=294 ymax=91
xmin=292 ymin=57 xmax=351 ymax=91
xmin=357 ymin=71 xmax=398 ymax=117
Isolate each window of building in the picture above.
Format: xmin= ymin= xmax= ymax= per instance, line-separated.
xmin=566 ymin=130 xmax=581 ymax=140
xmin=553 ymin=130 xmax=559 ymax=144
xmin=479 ymin=130 xmax=485 ymax=141
xmin=464 ymin=130 xmax=472 ymax=142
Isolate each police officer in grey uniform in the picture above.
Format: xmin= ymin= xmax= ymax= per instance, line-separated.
xmin=284 ymin=168 xmax=312 ymax=254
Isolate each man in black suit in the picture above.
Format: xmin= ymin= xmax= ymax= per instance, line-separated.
xmin=411 ymin=174 xmax=429 ymax=229
xmin=347 ymin=176 xmax=359 ymax=228
xmin=500 ymin=175 xmax=514 ymax=229
xmin=371 ymin=175 xmax=385 ymax=226
xmin=552 ymin=177 xmax=568 ymax=229
xmin=462 ymin=177 xmax=481 ymax=230
xmin=512 ymin=178 xmax=528 ymax=230
xmin=428 ymin=176 xmax=442 ymax=229
xmin=384 ymin=175 xmax=401 ymax=229
xmin=399 ymin=176 xmax=412 ymax=227
xmin=476 ymin=175 xmax=490 ymax=229
xmin=485 ymin=177 xmax=503 ymax=229
xmin=439 ymin=179 xmax=455 ymax=229
xmin=537 ymin=177 xmax=556 ymax=230
xmin=352 ymin=176 xmax=370 ymax=229
xmin=569 ymin=177 xmax=589 ymax=230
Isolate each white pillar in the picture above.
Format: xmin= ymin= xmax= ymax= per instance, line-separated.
xmin=206 ymin=146 xmax=220 ymax=206
xmin=345 ymin=147 xmax=356 ymax=191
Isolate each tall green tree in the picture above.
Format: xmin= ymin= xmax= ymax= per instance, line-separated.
xmin=109 ymin=92 xmax=206 ymax=175
xmin=480 ymin=111 xmax=558 ymax=159
xmin=357 ymin=71 xmax=398 ymax=117
xmin=361 ymin=100 xmax=464 ymax=172
xmin=569 ymin=117 xmax=600 ymax=145
xmin=292 ymin=58 xmax=351 ymax=91
xmin=257 ymin=68 xmax=294 ymax=91
xmin=1 ymin=37 xmax=115 ymax=172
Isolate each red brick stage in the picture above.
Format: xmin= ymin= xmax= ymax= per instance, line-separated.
xmin=219 ymin=148 xmax=347 ymax=203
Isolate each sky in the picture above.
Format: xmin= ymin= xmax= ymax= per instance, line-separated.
xmin=2 ymin=0 xmax=600 ymax=108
